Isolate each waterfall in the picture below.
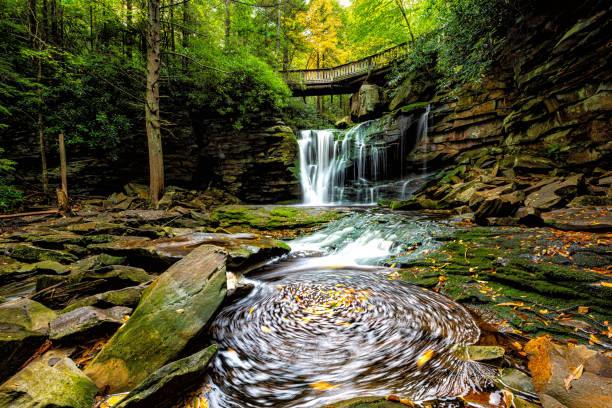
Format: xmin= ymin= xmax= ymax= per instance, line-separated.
xmin=416 ymin=104 xmax=431 ymax=172
xmin=298 ymin=122 xmax=387 ymax=205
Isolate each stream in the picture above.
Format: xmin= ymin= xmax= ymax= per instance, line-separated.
xmin=204 ymin=209 xmax=494 ymax=407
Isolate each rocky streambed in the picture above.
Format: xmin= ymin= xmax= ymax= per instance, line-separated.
xmin=0 ymin=204 xmax=611 ymax=408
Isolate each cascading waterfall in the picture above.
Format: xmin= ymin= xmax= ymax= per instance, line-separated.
xmin=298 ymin=122 xmax=388 ymax=205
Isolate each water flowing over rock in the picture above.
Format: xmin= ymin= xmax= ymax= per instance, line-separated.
xmin=206 ymin=269 xmax=491 ymax=407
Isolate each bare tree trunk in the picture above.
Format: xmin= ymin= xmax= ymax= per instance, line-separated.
xmin=28 ymin=0 xmax=37 ymax=47
xmin=169 ymin=4 xmax=175 ymax=52
xmin=146 ymin=0 xmax=164 ymax=207
xmin=126 ymin=0 xmax=133 ymax=59
xmin=42 ymin=0 xmax=48 ymax=42
xmin=224 ymin=0 xmax=230 ymax=48
xmin=50 ymin=0 xmax=58 ymax=45
xmin=57 ymin=133 xmax=69 ymax=215
xmin=275 ymin=0 xmax=281 ymax=54
xmin=37 ymin=45 xmax=48 ymax=195
xmin=181 ymin=0 xmax=190 ymax=72
xmin=89 ymin=5 xmax=94 ymax=50
xmin=393 ymin=0 xmax=415 ymax=43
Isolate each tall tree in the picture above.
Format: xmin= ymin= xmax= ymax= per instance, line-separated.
xmin=146 ymin=0 xmax=164 ymax=206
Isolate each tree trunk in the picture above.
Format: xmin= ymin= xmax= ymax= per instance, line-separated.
xmin=224 ymin=0 xmax=230 ymax=48
xmin=275 ymin=0 xmax=281 ymax=54
xmin=50 ymin=0 xmax=58 ymax=45
xmin=393 ymin=0 xmax=415 ymax=43
xmin=89 ymin=5 xmax=94 ymax=50
xmin=181 ymin=0 xmax=190 ymax=72
xmin=125 ymin=0 xmax=132 ymax=58
xmin=146 ymin=0 xmax=164 ymax=207
xmin=37 ymin=48 xmax=48 ymax=195
xmin=42 ymin=0 xmax=48 ymax=42
xmin=169 ymin=4 xmax=175 ymax=52
xmin=28 ymin=0 xmax=37 ymax=47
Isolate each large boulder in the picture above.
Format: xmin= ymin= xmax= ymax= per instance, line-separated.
xmin=84 ymin=245 xmax=227 ymax=392
xmin=0 ymin=299 xmax=58 ymax=383
xmin=89 ymin=232 xmax=290 ymax=273
xmin=0 ymin=350 xmax=98 ymax=408
xmin=541 ymin=206 xmax=612 ymax=231
xmin=525 ymin=336 xmax=612 ymax=408
xmin=114 ymin=345 xmax=218 ymax=408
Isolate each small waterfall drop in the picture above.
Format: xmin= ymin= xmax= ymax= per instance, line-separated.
xmin=298 ymin=122 xmax=388 ymax=205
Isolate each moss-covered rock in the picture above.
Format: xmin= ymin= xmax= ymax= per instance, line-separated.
xmin=210 ymin=205 xmax=346 ymax=232
xmin=84 ymin=245 xmax=227 ymax=392
xmin=62 ymin=286 xmax=145 ymax=313
xmin=114 ymin=344 xmax=218 ymax=408
xmin=0 ymin=299 xmax=58 ymax=383
xmin=8 ymin=244 xmax=78 ymax=264
xmin=88 ymin=232 xmax=290 ymax=273
xmin=0 ymin=352 xmax=97 ymax=408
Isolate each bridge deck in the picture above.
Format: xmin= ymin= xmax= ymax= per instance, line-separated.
xmin=280 ymin=43 xmax=409 ymax=96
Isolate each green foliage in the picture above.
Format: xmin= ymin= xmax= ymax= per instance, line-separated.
xmin=190 ymin=49 xmax=290 ymax=130
xmin=0 ymin=148 xmax=23 ymax=213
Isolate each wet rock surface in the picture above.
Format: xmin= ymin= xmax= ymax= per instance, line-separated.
xmin=114 ymin=344 xmax=218 ymax=408
xmin=0 ymin=349 xmax=98 ymax=408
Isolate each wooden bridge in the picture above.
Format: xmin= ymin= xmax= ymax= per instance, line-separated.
xmin=280 ymin=43 xmax=409 ymax=96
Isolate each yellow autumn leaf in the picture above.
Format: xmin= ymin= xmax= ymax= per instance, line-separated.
xmin=600 ymin=281 xmax=612 ymax=287
xmin=261 ymin=326 xmax=271 ymax=333
xmin=310 ymin=381 xmax=339 ymax=391
xmin=497 ymin=301 xmax=524 ymax=307
xmin=416 ymin=349 xmax=435 ymax=367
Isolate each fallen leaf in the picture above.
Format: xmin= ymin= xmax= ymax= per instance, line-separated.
xmin=563 ymin=363 xmax=584 ymax=390
xmin=176 ymin=309 xmax=185 ymax=314
xmin=497 ymin=302 xmax=524 ymax=307
xmin=310 ymin=381 xmax=338 ymax=391
xmin=578 ymin=306 xmax=589 ymax=314
xmin=417 ymin=349 xmax=435 ymax=366
xmin=261 ymin=326 xmax=271 ymax=333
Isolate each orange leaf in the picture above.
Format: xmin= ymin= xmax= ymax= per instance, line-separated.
xmin=417 ymin=349 xmax=435 ymax=366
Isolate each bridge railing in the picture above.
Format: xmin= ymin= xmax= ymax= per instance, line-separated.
xmin=280 ymin=43 xmax=409 ymax=86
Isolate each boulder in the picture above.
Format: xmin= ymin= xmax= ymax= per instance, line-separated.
xmin=62 ymin=286 xmax=145 ymax=313
xmin=351 ymin=84 xmax=382 ymax=120
xmin=525 ymin=336 xmax=612 ymax=408
xmin=89 ymin=232 xmax=290 ymax=273
xmin=84 ymin=245 xmax=227 ymax=392
xmin=494 ymin=368 xmax=536 ymax=395
xmin=334 ymin=116 xmax=352 ymax=129
xmin=474 ymin=191 xmax=524 ymax=223
xmin=568 ymin=195 xmax=612 ymax=207
xmin=0 ymin=350 xmax=97 ymax=408
xmin=515 ymin=206 xmax=543 ymax=226
xmin=541 ymin=207 xmax=612 ymax=231
xmin=49 ymin=306 xmax=128 ymax=343
xmin=114 ymin=345 xmax=217 ymax=408
xmin=0 ymin=299 xmax=57 ymax=382
xmin=524 ymin=174 xmax=583 ymax=210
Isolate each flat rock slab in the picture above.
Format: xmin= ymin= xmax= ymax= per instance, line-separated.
xmin=210 ymin=205 xmax=347 ymax=231
xmin=0 ymin=351 xmax=97 ymax=408
xmin=114 ymin=345 xmax=217 ymax=408
xmin=85 ymin=245 xmax=227 ymax=393
xmin=542 ymin=206 xmax=612 ymax=231
xmin=89 ymin=232 xmax=290 ymax=272
xmin=50 ymin=306 xmax=129 ymax=343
